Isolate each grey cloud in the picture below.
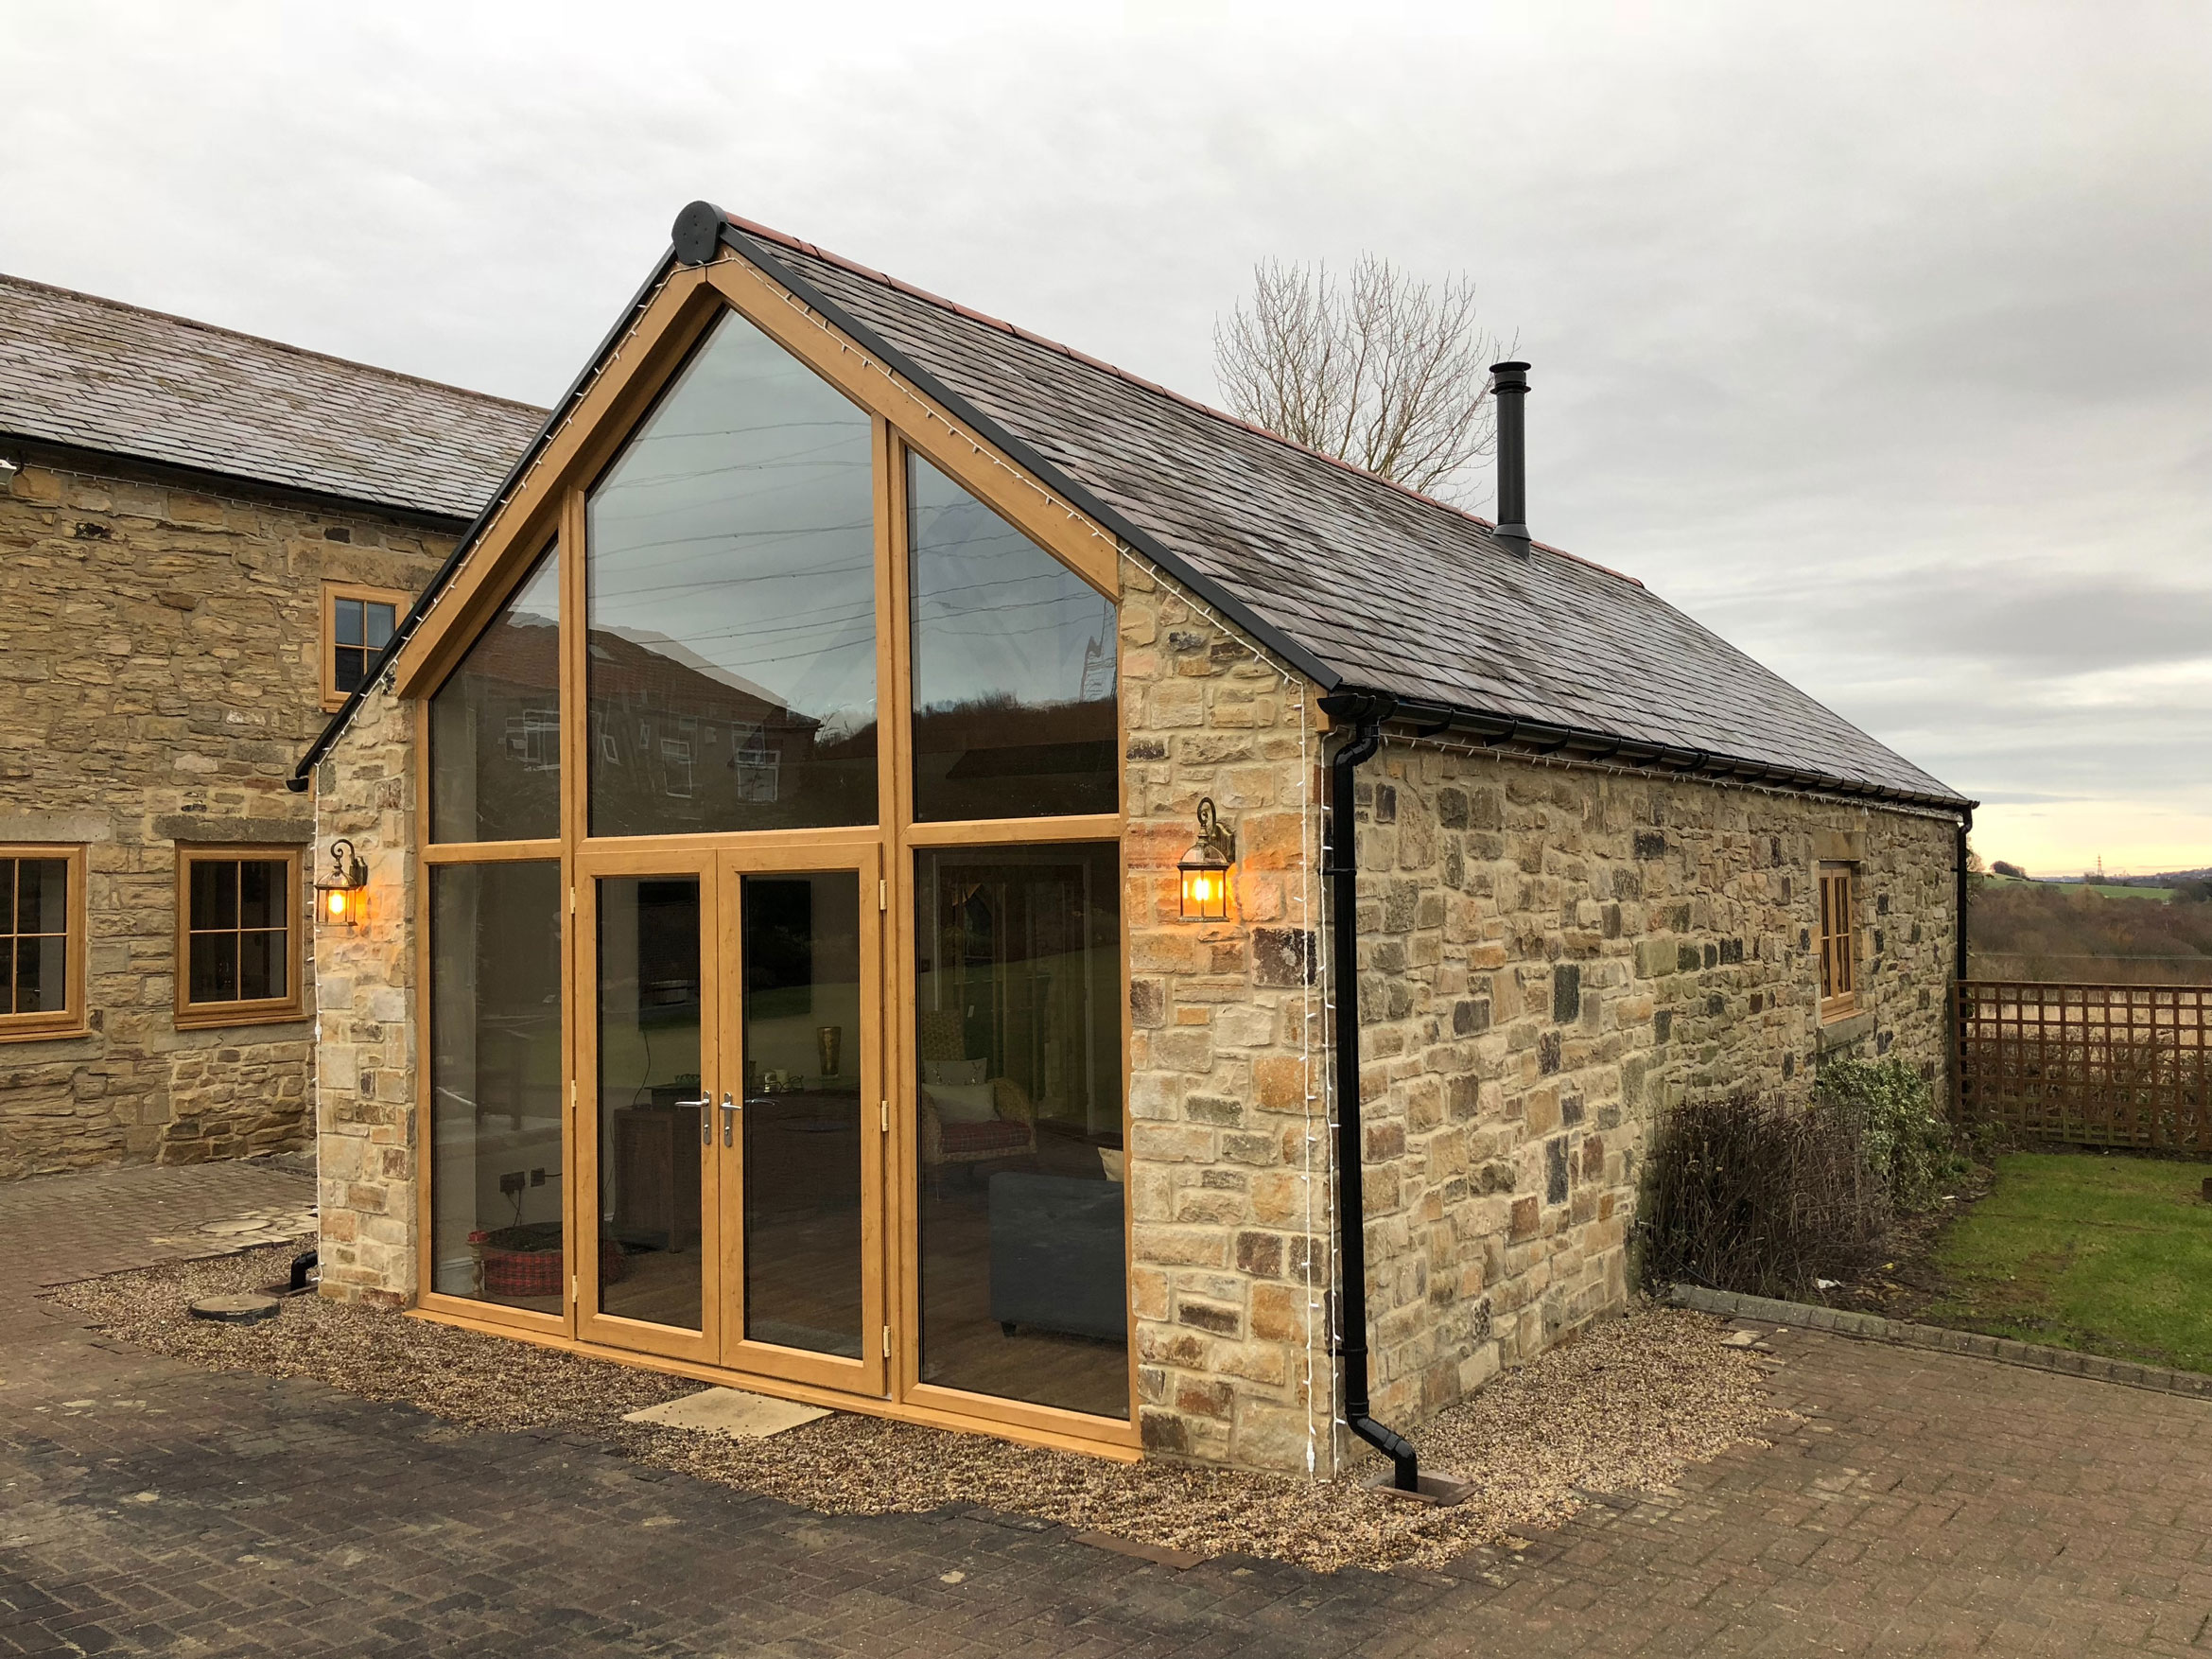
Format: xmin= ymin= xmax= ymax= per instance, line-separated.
xmin=2 ymin=1 xmax=2206 ymax=864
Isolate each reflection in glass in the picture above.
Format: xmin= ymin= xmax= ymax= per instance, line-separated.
xmin=333 ymin=595 xmax=398 ymax=695
xmin=184 ymin=857 xmax=289 ymax=1005
xmin=429 ymin=863 xmax=564 ymax=1310
xmin=915 ymin=843 xmax=1126 ymax=1418
xmin=588 ymin=309 xmax=878 ymax=837
xmin=741 ymin=873 xmax=863 ymax=1357
xmin=431 ymin=547 xmax=561 ymax=844
xmin=0 ymin=857 xmax=69 ymax=1016
xmin=598 ymin=876 xmax=705 ymax=1330
xmin=909 ymin=455 xmax=1117 ymax=822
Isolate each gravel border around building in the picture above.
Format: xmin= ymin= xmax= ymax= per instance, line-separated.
xmin=49 ymin=1242 xmax=1792 ymax=1573
xmin=1670 ymin=1283 xmax=2212 ymax=1400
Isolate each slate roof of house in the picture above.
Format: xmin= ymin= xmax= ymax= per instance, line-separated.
xmin=0 ymin=272 xmax=544 ymax=520
xmin=713 ymin=214 xmax=1965 ymax=809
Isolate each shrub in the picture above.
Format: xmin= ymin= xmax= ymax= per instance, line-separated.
xmin=1635 ymin=1093 xmax=1882 ymax=1299
xmin=1814 ymin=1057 xmax=1964 ymax=1214
xmin=1637 ymin=1061 xmax=1968 ymax=1299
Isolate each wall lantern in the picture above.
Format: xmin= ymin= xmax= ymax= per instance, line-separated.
xmin=1177 ymin=797 xmax=1237 ymax=920
xmin=314 ymin=839 xmax=370 ymax=928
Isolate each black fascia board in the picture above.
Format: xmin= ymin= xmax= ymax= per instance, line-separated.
xmin=711 ymin=219 xmax=1348 ymax=694
xmin=286 ymin=246 xmax=685 ymax=792
xmin=1374 ymin=691 xmax=1976 ymax=815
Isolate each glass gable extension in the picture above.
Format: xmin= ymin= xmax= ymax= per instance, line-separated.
xmin=423 ymin=286 xmax=1131 ymax=1439
xmin=586 ymin=309 xmax=878 ymax=837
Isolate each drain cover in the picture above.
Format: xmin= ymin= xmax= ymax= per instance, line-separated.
xmin=188 ymin=1293 xmax=282 ymax=1326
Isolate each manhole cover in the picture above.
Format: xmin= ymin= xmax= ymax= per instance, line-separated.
xmin=188 ymin=1293 xmax=282 ymax=1326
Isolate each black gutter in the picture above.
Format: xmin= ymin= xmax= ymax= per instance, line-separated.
xmin=1375 ymin=693 xmax=1977 ymax=818
xmin=287 ymin=245 xmax=685 ymax=792
xmin=1318 ymin=690 xmax=1420 ymax=1493
xmin=705 ymin=212 xmax=1348 ymax=695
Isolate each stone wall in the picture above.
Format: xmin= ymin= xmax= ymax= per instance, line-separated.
xmin=1347 ymin=742 xmax=1959 ymax=1438
xmin=308 ymin=684 xmax=419 ymax=1304
xmin=0 ymin=449 xmax=448 ymax=1179
xmin=1117 ymin=558 xmax=1332 ymax=1475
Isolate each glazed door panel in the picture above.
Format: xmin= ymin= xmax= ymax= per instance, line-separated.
xmin=714 ymin=842 xmax=886 ymax=1394
xmin=576 ymin=851 xmax=724 ymax=1364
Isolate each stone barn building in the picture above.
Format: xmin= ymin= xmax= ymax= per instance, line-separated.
xmin=298 ymin=203 xmax=1972 ymax=1478
xmin=0 ymin=274 xmax=541 ymax=1178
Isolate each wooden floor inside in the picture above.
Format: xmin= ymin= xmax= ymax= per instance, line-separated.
xmin=462 ymin=1122 xmax=1129 ymax=1422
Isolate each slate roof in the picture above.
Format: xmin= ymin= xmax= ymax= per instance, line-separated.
xmin=0 ymin=272 xmax=544 ymax=520
xmin=714 ymin=216 xmax=1965 ymax=810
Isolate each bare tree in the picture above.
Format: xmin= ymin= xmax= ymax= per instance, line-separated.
xmin=1212 ymin=254 xmax=1511 ymax=502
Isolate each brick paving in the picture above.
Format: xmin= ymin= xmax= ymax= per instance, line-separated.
xmin=5 ymin=1163 xmax=2212 ymax=1655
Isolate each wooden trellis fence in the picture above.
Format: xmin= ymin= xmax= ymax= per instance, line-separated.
xmin=1954 ymin=982 xmax=2212 ymax=1152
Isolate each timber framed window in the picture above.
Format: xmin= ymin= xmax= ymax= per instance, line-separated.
xmin=0 ymin=845 xmax=87 ymax=1042
xmin=175 ymin=847 xmax=304 ymax=1028
xmin=322 ymin=583 xmax=407 ymax=710
xmin=1818 ymin=862 xmax=1857 ymax=1021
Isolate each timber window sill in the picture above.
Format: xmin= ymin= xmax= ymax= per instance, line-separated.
xmin=174 ymin=1003 xmax=308 ymax=1033
xmin=0 ymin=1021 xmax=91 ymax=1045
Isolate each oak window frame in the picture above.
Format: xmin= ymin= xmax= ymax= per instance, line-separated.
xmin=322 ymin=582 xmax=409 ymax=712
xmin=174 ymin=846 xmax=306 ymax=1031
xmin=0 ymin=844 xmax=89 ymax=1043
xmin=1818 ymin=861 xmax=1858 ymax=1022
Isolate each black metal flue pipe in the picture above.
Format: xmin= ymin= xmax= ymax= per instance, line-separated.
xmin=1318 ymin=690 xmax=1419 ymax=1493
xmin=1489 ymin=360 xmax=1531 ymax=551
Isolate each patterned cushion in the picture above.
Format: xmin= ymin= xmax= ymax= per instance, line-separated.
xmin=937 ymin=1118 xmax=1033 ymax=1158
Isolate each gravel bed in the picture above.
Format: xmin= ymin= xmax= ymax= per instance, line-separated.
xmin=52 ymin=1241 xmax=1790 ymax=1573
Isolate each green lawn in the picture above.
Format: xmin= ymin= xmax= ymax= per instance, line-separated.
xmin=1924 ymin=1152 xmax=2212 ymax=1373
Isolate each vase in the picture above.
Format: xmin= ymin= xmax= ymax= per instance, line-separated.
xmin=816 ymin=1023 xmax=843 ymax=1078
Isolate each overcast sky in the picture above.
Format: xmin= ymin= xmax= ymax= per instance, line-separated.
xmin=6 ymin=2 xmax=2207 ymax=875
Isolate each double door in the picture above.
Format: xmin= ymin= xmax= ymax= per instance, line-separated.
xmin=575 ymin=839 xmax=884 ymax=1395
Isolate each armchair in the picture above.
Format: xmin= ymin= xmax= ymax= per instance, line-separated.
xmin=916 ymin=1009 xmax=1036 ymax=1185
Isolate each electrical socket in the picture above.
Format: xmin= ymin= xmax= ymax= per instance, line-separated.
xmin=498 ymin=1171 xmax=526 ymax=1197
xmin=530 ymin=1168 xmax=547 ymax=1187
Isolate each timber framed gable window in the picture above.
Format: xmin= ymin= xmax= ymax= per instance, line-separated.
xmin=322 ymin=583 xmax=406 ymax=710
xmin=1818 ymin=862 xmax=1857 ymax=1021
xmin=176 ymin=847 xmax=304 ymax=1028
xmin=0 ymin=845 xmax=87 ymax=1042
xmin=401 ymin=272 xmax=1134 ymax=1445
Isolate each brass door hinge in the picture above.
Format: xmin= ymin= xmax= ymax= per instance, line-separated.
xmin=879 ymin=878 xmax=887 ymax=912
xmin=882 ymin=1325 xmax=892 ymax=1359
xmin=568 ymin=886 xmax=576 ymax=915
xmin=880 ymin=1098 xmax=888 ymax=1133
xmin=571 ymin=1274 xmax=580 ymax=1306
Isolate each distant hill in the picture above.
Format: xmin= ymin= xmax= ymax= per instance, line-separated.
xmin=1971 ymin=876 xmax=2212 ymax=985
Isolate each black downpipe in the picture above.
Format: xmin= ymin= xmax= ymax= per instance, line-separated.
xmin=1956 ymin=808 xmax=1974 ymax=982
xmin=1319 ymin=690 xmax=1419 ymax=1492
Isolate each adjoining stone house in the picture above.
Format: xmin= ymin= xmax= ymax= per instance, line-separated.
xmin=300 ymin=202 xmax=1973 ymax=1480
xmin=0 ymin=274 xmax=543 ymax=1179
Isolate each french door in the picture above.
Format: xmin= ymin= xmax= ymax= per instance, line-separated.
xmin=574 ymin=839 xmax=885 ymax=1395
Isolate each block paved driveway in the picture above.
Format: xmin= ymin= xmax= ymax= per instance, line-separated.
xmin=5 ymin=1163 xmax=2212 ymax=1656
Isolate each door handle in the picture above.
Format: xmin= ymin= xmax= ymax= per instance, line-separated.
xmin=674 ymin=1097 xmax=712 ymax=1144
xmin=721 ymin=1092 xmax=740 ymax=1147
